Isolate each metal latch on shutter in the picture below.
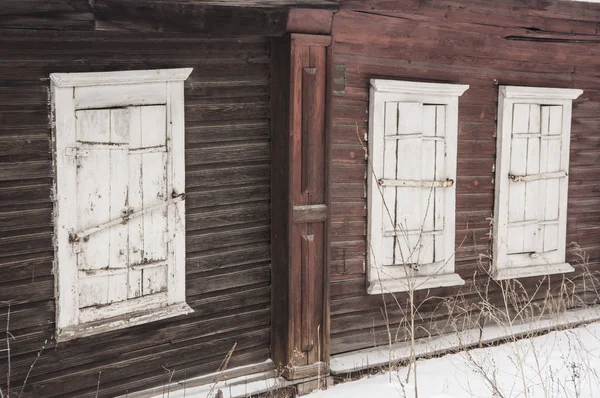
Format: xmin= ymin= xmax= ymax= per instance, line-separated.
xmin=508 ymin=171 xmax=567 ymax=182
xmin=378 ymin=178 xmax=454 ymax=188
xmin=69 ymin=192 xmax=185 ymax=244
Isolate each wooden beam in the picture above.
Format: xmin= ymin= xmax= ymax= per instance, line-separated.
xmin=94 ymin=0 xmax=291 ymax=35
xmin=0 ymin=0 xmax=94 ymax=30
xmin=101 ymin=0 xmax=339 ymax=9
xmin=286 ymin=8 xmax=335 ymax=34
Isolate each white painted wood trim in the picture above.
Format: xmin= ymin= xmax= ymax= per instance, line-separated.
xmin=371 ymin=79 xmax=469 ymax=97
xmin=57 ymin=302 xmax=193 ymax=342
xmin=330 ymin=306 xmax=600 ymax=375
xmin=494 ymin=262 xmax=575 ymax=281
xmin=52 ymin=68 xmax=192 ymax=341
xmin=500 ymin=85 xmax=583 ymax=101
xmin=53 ymin=85 xmax=80 ymax=331
xmin=492 ymin=86 xmax=581 ymax=280
xmin=367 ymin=272 xmax=465 ymax=295
xmin=74 ymin=82 xmax=168 ymax=109
xmin=168 ymin=81 xmax=187 ymax=305
xmin=366 ymin=80 xmax=468 ymax=294
xmin=50 ymin=68 xmax=193 ymax=87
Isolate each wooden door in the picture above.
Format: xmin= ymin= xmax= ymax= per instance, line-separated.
xmin=270 ymin=33 xmax=331 ymax=379
xmin=290 ymin=34 xmax=328 ymax=369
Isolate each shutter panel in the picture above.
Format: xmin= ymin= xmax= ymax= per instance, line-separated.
xmin=507 ymin=104 xmax=565 ymax=257
xmin=75 ymin=105 xmax=169 ymax=310
xmin=76 ymin=109 xmax=129 ymax=308
xmin=130 ymin=105 xmax=169 ymax=297
xmin=380 ymin=102 xmax=448 ymax=267
xmin=539 ymin=105 xmax=563 ymax=252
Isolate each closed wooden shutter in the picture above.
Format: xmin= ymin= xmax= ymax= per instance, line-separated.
xmin=493 ymin=85 xmax=582 ymax=280
xmin=367 ymin=80 xmax=467 ymax=293
xmin=380 ymin=102 xmax=448 ymax=268
xmin=74 ymin=105 xmax=170 ymax=312
xmin=507 ymin=104 xmax=564 ymax=257
xmin=52 ymin=69 xmax=192 ymax=340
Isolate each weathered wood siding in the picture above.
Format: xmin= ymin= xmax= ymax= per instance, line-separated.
xmin=329 ymin=0 xmax=600 ymax=355
xmin=0 ymin=30 xmax=271 ymax=397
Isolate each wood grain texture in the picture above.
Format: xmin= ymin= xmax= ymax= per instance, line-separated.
xmin=328 ymin=1 xmax=600 ymax=355
xmin=0 ymin=31 xmax=271 ymax=397
xmin=0 ymin=0 xmax=94 ymax=31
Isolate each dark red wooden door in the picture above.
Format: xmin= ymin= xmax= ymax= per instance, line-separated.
xmin=289 ymin=34 xmax=329 ymax=367
xmin=270 ymin=33 xmax=331 ymax=379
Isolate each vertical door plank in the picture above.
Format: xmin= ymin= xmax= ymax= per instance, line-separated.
xmin=540 ymin=105 xmax=563 ymax=252
xmin=141 ymin=151 xmax=168 ymax=262
xmin=76 ymin=149 xmax=111 ymax=271
xmin=434 ymin=105 xmax=446 ymax=263
xmin=381 ymin=101 xmax=398 ymax=266
xmin=524 ymin=104 xmax=540 ymax=253
xmin=301 ymin=234 xmax=315 ymax=356
xmin=76 ymin=109 xmax=128 ymax=308
xmin=109 ymin=109 xmax=130 ymax=273
xmin=290 ymin=42 xmax=310 ymax=367
xmin=507 ymin=103 xmax=529 ymax=254
xmin=396 ymin=102 xmax=423 ymax=265
xmin=128 ymin=107 xmax=144 ymax=298
xmin=420 ymin=105 xmax=436 ymax=265
xmin=141 ymin=106 xmax=168 ymax=294
xmin=308 ymin=45 xmax=326 ymax=365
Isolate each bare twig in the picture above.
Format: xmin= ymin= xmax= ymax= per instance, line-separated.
xmin=18 ymin=338 xmax=48 ymax=398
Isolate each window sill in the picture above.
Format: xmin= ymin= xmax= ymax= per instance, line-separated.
xmin=493 ymin=262 xmax=574 ymax=281
xmin=56 ymin=302 xmax=193 ymax=343
xmin=367 ymin=273 xmax=465 ymax=295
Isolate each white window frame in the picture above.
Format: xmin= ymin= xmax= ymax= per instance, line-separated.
xmin=367 ymin=80 xmax=469 ymax=294
xmin=51 ymin=69 xmax=193 ymax=341
xmin=493 ymin=85 xmax=583 ymax=280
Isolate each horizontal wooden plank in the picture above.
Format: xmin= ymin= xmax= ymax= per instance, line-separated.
xmin=0 ymin=161 xmax=51 ymax=181
xmin=23 ymin=328 xmax=271 ymax=397
xmin=187 ymin=266 xmax=271 ymax=296
xmin=187 ymin=242 xmax=270 ymax=274
xmin=185 ymin=120 xmax=269 ymax=144
xmin=187 ymin=163 xmax=270 ymax=188
xmin=0 ymin=231 xmax=52 ymax=258
xmin=0 ymin=251 xmax=53 ymax=283
xmin=187 ymin=285 xmax=271 ymax=315
xmin=0 ymin=276 xmax=54 ymax=305
xmin=3 ymin=307 xmax=271 ymax=382
xmin=187 ymin=201 xmax=270 ymax=231
xmin=186 ymin=184 xmax=270 ymax=209
xmin=0 ymin=208 xmax=52 ymax=232
xmin=187 ymin=224 xmax=270 ymax=253
xmin=292 ymin=204 xmax=328 ymax=223
xmin=186 ymin=141 xmax=270 ymax=165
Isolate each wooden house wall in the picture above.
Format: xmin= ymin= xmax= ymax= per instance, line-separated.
xmin=328 ymin=0 xmax=600 ymax=355
xmin=0 ymin=30 xmax=272 ymax=397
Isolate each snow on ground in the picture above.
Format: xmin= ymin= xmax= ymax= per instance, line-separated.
xmin=307 ymin=322 xmax=600 ymax=398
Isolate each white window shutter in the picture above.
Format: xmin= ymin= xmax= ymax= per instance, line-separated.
xmin=367 ymin=80 xmax=468 ymax=294
xmin=51 ymin=69 xmax=193 ymax=341
xmin=493 ymin=86 xmax=583 ymax=280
